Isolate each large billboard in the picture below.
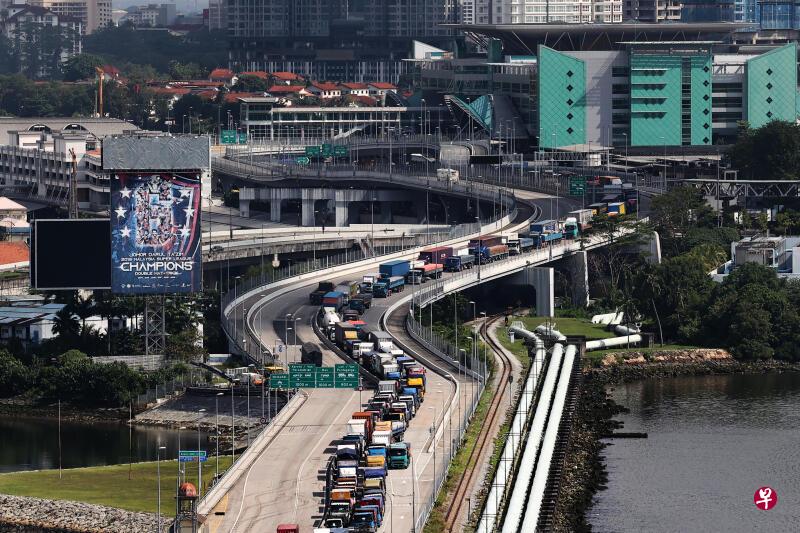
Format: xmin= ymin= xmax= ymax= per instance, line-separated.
xmin=110 ymin=172 xmax=202 ymax=293
xmin=32 ymin=219 xmax=111 ymax=290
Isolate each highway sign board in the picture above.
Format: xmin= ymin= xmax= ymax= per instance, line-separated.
xmin=333 ymin=146 xmax=348 ymax=157
xmin=305 ymin=146 xmax=322 ymax=156
xmin=269 ymin=373 xmax=290 ymax=389
xmin=296 ymin=156 xmax=311 ymax=165
xmin=569 ymin=176 xmax=586 ymax=195
xmin=316 ymin=367 xmax=335 ymax=388
xmin=335 ymin=364 xmax=359 ymax=388
xmin=321 ymin=143 xmax=332 ymax=156
xmin=220 ymin=130 xmax=237 ymax=144
xmin=289 ymin=364 xmax=316 ymax=374
xmin=179 ymin=450 xmax=208 ymax=462
xmin=289 ymin=363 xmax=316 ymax=387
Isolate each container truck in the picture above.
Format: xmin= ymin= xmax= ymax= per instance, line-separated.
xmin=301 ymin=342 xmax=323 ymax=367
xmin=437 ymin=168 xmax=459 ymax=182
xmin=407 ymin=377 xmax=425 ymax=399
xmin=378 ymin=260 xmax=410 ymax=279
xmin=530 ymin=220 xmax=558 ymax=234
xmin=519 ymin=237 xmax=535 ymax=252
xmin=568 ymin=209 xmax=594 ymax=230
xmin=334 ymin=322 xmax=359 ymax=346
xmin=507 ymin=239 xmax=521 ymax=255
xmin=361 ymin=274 xmax=380 ymax=293
xmin=322 ymin=291 xmax=346 ymax=311
xmin=563 ymin=217 xmax=579 ymax=239
xmin=372 ymin=276 xmax=404 ymax=297
xmin=474 ymin=244 xmax=509 ymax=263
xmin=468 ymin=235 xmax=505 ymax=249
xmin=444 ymin=254 xmax=475 ymax=272
xmin=378 ymin=380 xmax=399 ymax=395
xmin=588 ymin=202 xmax=608 ymax=215
xmin=382 ymin=362 xmax=401 ymax=380
xmin=531 ymin=230 xmax=563 ymax=248
xmin=309 ymin=281 xmax=335 ymax=304
xmin=608 ymin=202 xmax=626 ymax=216
xmin=418 ymin=246 xmax=453 ymax=264
xmin=349 ymin=294 xmax=372 ymax=313
xmin=388 ymin=442 xmax=411 ymax=469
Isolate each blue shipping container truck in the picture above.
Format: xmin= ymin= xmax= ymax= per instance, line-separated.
xmin=379 ymin=260 xmax=411 ymax=278
xmin=532 ymin=231 xmax=563 ymax=247
xmin=519 ymin=237 xmax=535 ymax=251
xmin=444 ymin=254 xmax=475 ymax=272
xmin=530 ymin=219 xmax=557 ymax=234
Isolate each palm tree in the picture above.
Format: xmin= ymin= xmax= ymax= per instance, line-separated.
xmin=52 ymin=307 xmax=79 ymax=340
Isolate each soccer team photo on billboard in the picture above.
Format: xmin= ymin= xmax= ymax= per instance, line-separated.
xmin=110 ymin=172 xmax=202 ymax=293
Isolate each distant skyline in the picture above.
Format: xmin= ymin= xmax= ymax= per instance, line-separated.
xmin=113 ymin=0 xmax=208 ymax=13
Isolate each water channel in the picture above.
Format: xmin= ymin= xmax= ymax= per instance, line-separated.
xmin=590 ymin=372 xmax=800 ymax=532
xmin=0 ymin=417 xmax=214 ymax=473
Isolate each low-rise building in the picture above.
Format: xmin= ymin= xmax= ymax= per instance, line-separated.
xmin=714 ymin=235 xmax=800 ymax=280
xmin=0 ymin=117 xmax=138 ymax=211
xmin=307 ymin=82 xmax=341 ymax=99
xmin=0 ymin=301 xmax=64 ymax=346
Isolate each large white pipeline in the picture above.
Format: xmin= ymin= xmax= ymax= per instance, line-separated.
xmin=534 ymin=324 xmax=567 ymax=342
xmin=476 ymin=334 xmax=546 ymax=533
xmin=500 ymin=343 xmax=565 ymax=533
xmin=585 ymin=324 xmax=643 ymax=351
xmin=590 ymin=312 xmax=623 ymax=325
xmin=519 ymin=344 xmax=577 ymax=532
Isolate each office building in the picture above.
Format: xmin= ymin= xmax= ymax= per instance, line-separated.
xmin=411 ymin=23 xmax=799 ymax=148
xmin=226 ymin=0 xmax=457 ymax=82
xmin=624 ymin=0 xmax=682 ymax=22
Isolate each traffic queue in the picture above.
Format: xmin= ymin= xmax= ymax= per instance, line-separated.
xmin=316 ymin=312 xmax=424 ymax=531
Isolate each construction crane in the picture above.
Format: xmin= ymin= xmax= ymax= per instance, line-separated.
xmin=68 ymin=148 xmax=78 ymax=219
xmin=95 ymin=66 xmax=104 ymax=117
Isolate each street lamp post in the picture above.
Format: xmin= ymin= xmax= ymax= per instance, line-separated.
xmin=215 ymin=392 xmax=223 ymax=480
xmin=230 ymin=384 xmax=236 ymax=463
xmin=197 ymin=409 xmax=206 ymax=496
xmin=157 ymin=444 xmax=166 ymax=533
xmin=177 ymin=425 xmax=186 ymax=483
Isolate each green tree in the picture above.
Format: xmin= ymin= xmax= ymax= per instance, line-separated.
xmin=232 ymin=74 xmax=268 ymax=92
xmin=51 ymin=307 xmax=79 ymax=340
xmin=730 ymin=121 xmax=800 ymax=180
xmin=0 ymin=350 xmax=30 ymax=397
xmin=62 ymin=53 xmax=103 ymax=81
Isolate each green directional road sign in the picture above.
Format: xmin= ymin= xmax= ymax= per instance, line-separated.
xmin=316 ymin=367 xmax=335 ymax=388
xmin=269 ymin=373 xmax=290 ymax=389
xmin=238 ymin=132 xmax=248 ymax=144
xmin=333 ymin=145 xmax=348 ymax=157
xmin=321 ymin=143 xmax=333 ymax=156
xmin=305 ymin=146 xmax=322 ymax=157
xmin=569 ymin=176 xmax=586 ymax=196
xmin=296 ymin=156 xmax=311 ymax=165
xmin=220 ymin=130 xmax=237 ymax=144
xmin=335 ymin=364 xmax=359 ymax=388
xmin=289 ymin=363 xmax=316 ymax=387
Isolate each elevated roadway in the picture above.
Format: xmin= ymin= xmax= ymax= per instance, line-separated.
xmin=202 ymin=192 xmax=600 ymax=532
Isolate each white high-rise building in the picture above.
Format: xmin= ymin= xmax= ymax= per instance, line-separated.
xmin=460 ymin=0 xmax=624 ymax=24
xmin=30 ymin=0 xmax=112 ymax=34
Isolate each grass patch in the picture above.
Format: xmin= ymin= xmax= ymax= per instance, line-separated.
xmin=513 ymin=316 xmax=616 ymax=340
xmin=494 ymin=327 xmax=531 ymax=368
xmin=424 ymin=374 xmax=496 ymax=533
xmin=0 ymin=456 xmax=233 ymax=514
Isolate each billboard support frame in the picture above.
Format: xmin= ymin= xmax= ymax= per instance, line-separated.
xmin=144 ymin=295 xmax=166 ymax=363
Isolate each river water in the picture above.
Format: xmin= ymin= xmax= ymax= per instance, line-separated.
xmin=589 ymin=372 xmax=800 ymax=532
xmin=0 ymin=417 xmax=213 ymax=473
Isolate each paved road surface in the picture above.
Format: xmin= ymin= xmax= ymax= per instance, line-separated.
xmin=204 ymin=192 xmax=583 ymax=532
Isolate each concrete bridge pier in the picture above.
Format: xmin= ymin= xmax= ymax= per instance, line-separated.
xmin=270 ymin=198 xmax=281 ymax=222
xmin=569 ymin=250 xmax=590 ymax=307
xmin=507 ymin=264 xmax=554 ymax=317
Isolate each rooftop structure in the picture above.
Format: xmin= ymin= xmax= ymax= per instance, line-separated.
xmin=714 ymin=234 xmax=800 ymax=280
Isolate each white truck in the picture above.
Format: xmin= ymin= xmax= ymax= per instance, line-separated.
xmin=437 ymin=168 xmax=460 ymax=182
xmin=347 ymin=419 xmax=367 ymax=438
xmin=378 ymin=380 xmax=398 ymax=395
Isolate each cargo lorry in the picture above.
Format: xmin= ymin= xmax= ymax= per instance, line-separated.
xmin=378 ymin=260 xmax=410 ymax=279
xmin=373 ymin=276 xmax=404 ymax=297
xmin=388 ymin=442 xmax=411 ymax=469
xmin=322 ymin=291 xmax=346 ymax=311
xmin=301 ymin=342 xmax=323 ymax=367
xmin=437 ymin=168 xmax=459 ymax=182
xmin=309 ymin=281 xmax=335 ymax=305
xmin=444 ymin=254 xmax=475 ymax=272
xmin=418 ymin=246 xmax=453 ymax=264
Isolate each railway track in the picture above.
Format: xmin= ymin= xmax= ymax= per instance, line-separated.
xmin=442 ymin=315 xmax=513 ymax=532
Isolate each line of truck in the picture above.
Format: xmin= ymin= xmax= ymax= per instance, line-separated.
xmin=318 ymin=328 xmax=424 ymax=532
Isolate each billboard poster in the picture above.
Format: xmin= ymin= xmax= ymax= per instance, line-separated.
xmin=111 ymin=172 xmax=202 ymax=293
